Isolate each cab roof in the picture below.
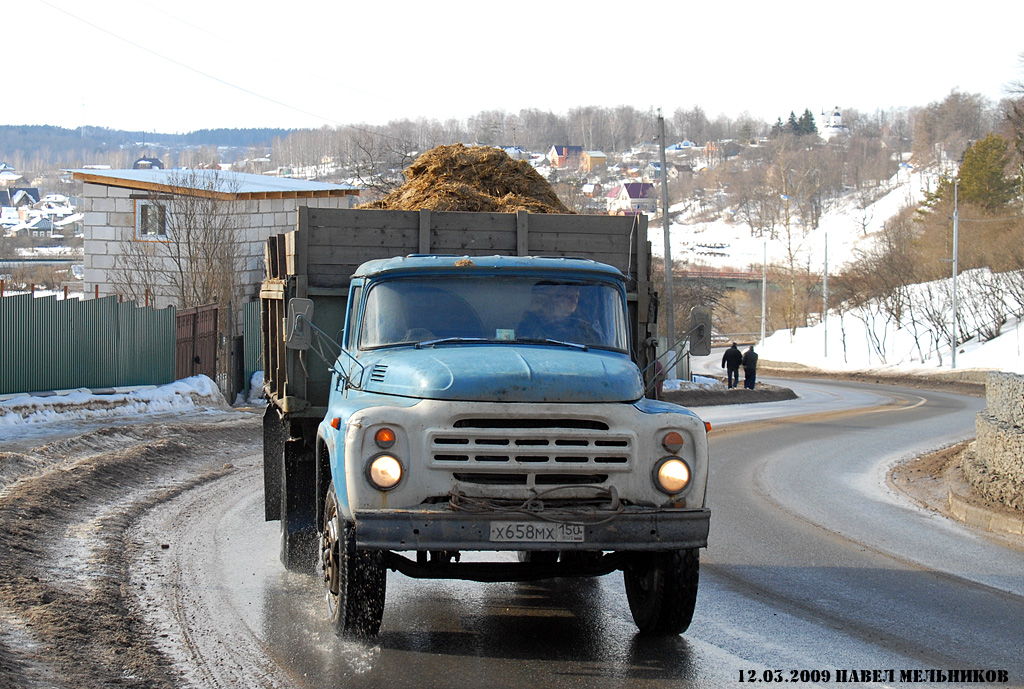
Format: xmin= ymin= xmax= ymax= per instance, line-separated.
xmin=352 ymin=254 xmax=626 ymax=280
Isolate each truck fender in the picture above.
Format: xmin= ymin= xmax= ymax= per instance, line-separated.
xmin=316 ymin=425 xmax=354 ymax=528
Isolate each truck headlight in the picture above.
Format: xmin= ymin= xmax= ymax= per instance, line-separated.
xmin=654 ymin=457 xmax=691 ymax=494
xmin=367 ymin=454 xmax=403 ymax=490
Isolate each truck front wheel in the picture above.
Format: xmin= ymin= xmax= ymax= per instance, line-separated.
xmin=321 ymin=482 xmax=386 ymax=636
xmin=623 ymin=548 xmax=699 ymax=636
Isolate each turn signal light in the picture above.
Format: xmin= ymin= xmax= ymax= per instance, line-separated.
xmin=374 ymin=427 xmax=396 ymax=448
xmin=330 ymin=418 xmax=341 ymax=430
xmin=662 ymin=431 xmax=685 ymax=454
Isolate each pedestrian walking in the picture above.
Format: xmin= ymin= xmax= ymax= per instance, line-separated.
xmin=742 ymin=345 xmax=759 ymax=390
xmin=721 ymin=342 xmax=742 ymax=389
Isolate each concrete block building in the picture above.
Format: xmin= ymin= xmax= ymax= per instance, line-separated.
xmin=72 ymin=168 xmax=360 ymax=308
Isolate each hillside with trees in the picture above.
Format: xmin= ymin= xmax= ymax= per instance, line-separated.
xmin=0 ymin=125 xmax=292 ymax=171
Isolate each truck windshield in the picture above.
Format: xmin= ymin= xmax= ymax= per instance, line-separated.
xmin=359 ymin=275 xmax=628 ymax=352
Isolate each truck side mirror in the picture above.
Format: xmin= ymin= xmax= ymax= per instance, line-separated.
xmin=286 ymin=298 xmax=314 ymax=350
xmin=689 ymin=306 xmax=712 ymax=357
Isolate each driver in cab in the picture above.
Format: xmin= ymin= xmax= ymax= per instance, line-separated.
xmin=516 ymin=282 xmax=598 ymax=344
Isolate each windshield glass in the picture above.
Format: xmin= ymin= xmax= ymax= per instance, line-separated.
xmin=359 ymin=275 xmax=628 ymax=351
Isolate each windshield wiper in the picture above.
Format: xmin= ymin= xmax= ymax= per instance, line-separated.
xmin=414 ymin=337 xmax=491 ymax=348
xmin=512 ymin=338 xmax=588 ymax=351
xmin=412 ymin=336 xmax=589 ymax=351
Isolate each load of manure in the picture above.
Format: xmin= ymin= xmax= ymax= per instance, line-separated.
xmin=358 ymin=143 xmax=572 ymax=214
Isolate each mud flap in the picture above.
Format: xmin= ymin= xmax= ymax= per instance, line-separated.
xmin=262 ymin=405 xmax=283 ymax=521
xmin=280 ymin=436 xmax=318 ymax=573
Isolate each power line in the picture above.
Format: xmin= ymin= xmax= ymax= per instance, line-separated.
xmin=129 ymin=0 xmax=398 ymax=107
xmin=34 ymin=0 xmax=410 ymax=144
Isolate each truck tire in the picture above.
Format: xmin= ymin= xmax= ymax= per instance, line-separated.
xmin=321 ymin=481 xmax=386 ymax=636
xmin=623 ymin=548 xmax=699 ymax=635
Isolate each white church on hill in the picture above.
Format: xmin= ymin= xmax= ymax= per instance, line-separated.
xmin=821 ymin=106 xmax=850 ymax=141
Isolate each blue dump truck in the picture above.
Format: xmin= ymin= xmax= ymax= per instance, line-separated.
xmin=260 ymin=208 xmax=710 ymax=637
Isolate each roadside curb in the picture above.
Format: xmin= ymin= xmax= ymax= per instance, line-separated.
xmin=945 ymin=462 xmax=1024 ymax=537
xmin=661 ymin=380 xmax=797 ymax=408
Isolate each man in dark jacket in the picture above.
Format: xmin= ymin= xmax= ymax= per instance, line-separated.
xmin=721 ymin=342 xmax=742 ymax=388
xmin=742 ymin=345 xmax=759 ymax=389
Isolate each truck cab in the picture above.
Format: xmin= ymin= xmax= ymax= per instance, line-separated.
xmin=310 ymin=254 xmax=710 ymax=637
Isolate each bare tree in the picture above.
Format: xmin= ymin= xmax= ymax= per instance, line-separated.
xmin=344 ymin=128 xmax=420 ymax=200
xmin=110 ymin=169 xmax=245 ymax=387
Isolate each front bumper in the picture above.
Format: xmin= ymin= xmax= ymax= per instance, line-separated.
xmin=352 ymin=506 xmax=710 ymax=551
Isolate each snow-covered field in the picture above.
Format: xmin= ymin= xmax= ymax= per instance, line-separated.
xmin=650 ymin=163 xmax=1022 ymax=376
xmin=650 ymin=166 xmax=933 ymax=275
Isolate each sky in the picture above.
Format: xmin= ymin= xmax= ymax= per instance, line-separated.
xmin=6 ymin=0 xmax=1023 ymax=134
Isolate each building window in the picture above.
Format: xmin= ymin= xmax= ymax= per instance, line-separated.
xmin=136 ymin=200 xmax=167 ymax=238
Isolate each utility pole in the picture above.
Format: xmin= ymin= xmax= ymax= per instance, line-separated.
xmin=658 ymin=110 xmax=676 ymax=375
xmin=823 ymin=231 xmax=828 ymax=357
xmin=952 ymin=178 xmax=959 ymax=369
xmin=760 ymin=241 xmax=767 ymax=343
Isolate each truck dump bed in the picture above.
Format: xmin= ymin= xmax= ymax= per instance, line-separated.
xmin=261 ymin=208 xmax=656 ymax=415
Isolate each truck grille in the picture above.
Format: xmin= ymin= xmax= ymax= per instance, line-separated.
xmin=429 ymin=417 xmax=633 ymax=468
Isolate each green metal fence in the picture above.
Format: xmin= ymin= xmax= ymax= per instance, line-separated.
xmin=243 ymin=299 xmax=262 ymax=393
xmin=0 ymin=294 xmax=176 ymax=395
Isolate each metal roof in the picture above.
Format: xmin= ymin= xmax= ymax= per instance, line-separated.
xmin=69 ymin=168 xmax=359 ymax=199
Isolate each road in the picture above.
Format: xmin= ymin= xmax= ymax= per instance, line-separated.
xmin=125 ymin=377 xmax=1024 ymax=688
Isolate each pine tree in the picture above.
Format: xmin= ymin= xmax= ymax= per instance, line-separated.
xmin=798 ymin=109 xmax=818 ymax=136
xmin=958 ymin=133 xmax=1016 ymax=211
xmin=787 ymin=111 xmax=799 ymax=135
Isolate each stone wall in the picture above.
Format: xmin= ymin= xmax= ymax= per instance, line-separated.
xmin=962 ymin=372 xmax=1024 ymax=511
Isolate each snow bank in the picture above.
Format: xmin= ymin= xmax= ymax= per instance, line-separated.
xmin=0 ymin=375 xmax=230 ymax=428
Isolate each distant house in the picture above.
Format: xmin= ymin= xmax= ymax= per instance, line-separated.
xmin=27 ymin=216 xmax=57 ymax=238
xmin=7 ymin=188 xmax=40 ymax=208
xmin=665 ymin=141 xmax=697 ymax=152
xmin=643 ymin=161 xmax=681 ymax=181
xmin=606 ymin=182 xmax=657 ymax=215
xmin=499 ymin=146 xmax=529 ymax=161
xmin=1 ymin=188 xmax=40 ymax=227
xmin=579 ymin=151 xmax=607 ymax=173
xmin=72 ymin=167 xmax=360 ymax=313
xmin=133 ymin=156 xmax=164 ymax=170
xmin=0 ymin=205 xmax=18 ymax=227
xmin=0 ymin=162 xmax=20 ymax=187
xmin=548 ymin=145 xmax=583 ymax=168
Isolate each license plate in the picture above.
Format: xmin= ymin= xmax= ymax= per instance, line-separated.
xmin=489 ymin=521 xmax=585 ymax=543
